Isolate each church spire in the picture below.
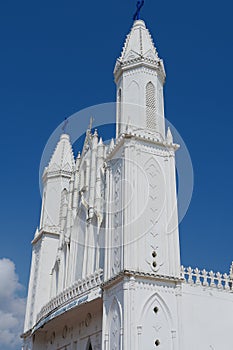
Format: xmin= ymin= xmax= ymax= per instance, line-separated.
xmin=114 ymin=19 xmax=165 ymax=82
xmin=114 ymin=20 xmax=166 ymax=139
xmin=40 ymin=134 xmax=75 ymax=230
xmin=47 ymin=134 xmax=75 ymax=174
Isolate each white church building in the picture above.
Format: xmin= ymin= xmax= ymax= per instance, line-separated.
xmin=22 ymin=18 xmax=233 ymax=350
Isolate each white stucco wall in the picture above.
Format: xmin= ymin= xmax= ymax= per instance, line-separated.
xmin=179 ymin=283 xmax=233 ymax=350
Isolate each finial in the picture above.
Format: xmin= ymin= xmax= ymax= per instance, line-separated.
xmin=109 ymin=138 xmax=115 ymax=152
xmin=230 ymin=262 xmax=233 ymax=279
xmin=133 ymin=0 xmax=145 ymax=21
xmin=75 ymin=152 xmax=81 ymax=170
xmin=62 ymin=117 xmax=69 ymax=133
xmin=88 ymin=116 xmax=94 ymax=131
xmin=166 ymin=127 xmax=173 ymax=144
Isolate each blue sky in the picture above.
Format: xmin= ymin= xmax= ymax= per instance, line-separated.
xmin=0 ymin=0 xmax=232 ymax=342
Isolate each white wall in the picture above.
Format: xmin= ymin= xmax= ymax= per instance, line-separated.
xmin=180 ymin=283 xmax=233 ymax=350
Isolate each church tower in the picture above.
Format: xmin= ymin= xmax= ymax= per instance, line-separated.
xmin=24 ymin=134 xmax=75 ymax=331
xmin=104 ymin=19 xmax=180 ymax=279
xmin=102 ymin=19 xmax=181 ymax=349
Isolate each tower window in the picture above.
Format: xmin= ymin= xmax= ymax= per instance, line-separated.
xmin=117 ymin=88 xmax=122 ymax=134
xmin=118 ymin=88 xmax=122 ymax=118
xmin=146 ymin=82 xmax=156 ymax=130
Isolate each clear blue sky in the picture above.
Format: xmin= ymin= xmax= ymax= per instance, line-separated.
xmin=0 ymin=0 xmax=232 ymax=292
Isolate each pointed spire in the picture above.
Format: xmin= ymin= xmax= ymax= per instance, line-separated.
xmin=229 ymin=262 xmax=233 ymax=280
xmin=114 ymin=20 xmax=165 ymax=82
xmin=75 ymin=151 xmax=81 ymax=170
xmin=47 ymin=134 xmax=75 ymax=174
xmin=33 ymin=227 xmax=39 ymax=239
xmin=109 ymin=138 xmax=115 ymax=153
xmin=120 ymin=20 xmax=158 ymax=62
xmin=166 ymin=127 xmax=173 ymax=144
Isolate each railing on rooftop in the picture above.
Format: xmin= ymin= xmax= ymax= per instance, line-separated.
xmin=181 ymin=266 xmax=233 ymax=291
xmin=37 ymin=269 xmax=103 ymax=322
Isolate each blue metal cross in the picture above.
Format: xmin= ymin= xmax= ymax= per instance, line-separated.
xmin=133 ymin=0 xmax=145 ymax=21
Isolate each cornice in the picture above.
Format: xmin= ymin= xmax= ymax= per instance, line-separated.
xmin=20 ymin=329 xmax=32 ymax=340
xmin=114 ymin=58 xmax=165 ymax=84
xmin=32 ymin=228 xmax=60 ymax=244
xmin=106 ymin=132 xmax=179 ymax=161
xmin=43 ymin=169 xmax=73 ymax=182
xmin=102 ymin=270 xmax=183 ymax=290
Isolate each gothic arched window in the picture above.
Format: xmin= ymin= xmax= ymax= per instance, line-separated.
xmin=146 ymin=82 xmax=156 ymax=130
xmin=117 ymin=88 xmax=122 ymax=133
xmin=86 ymin=340 xmax=92 ymax=350
xmin=118 ymin=88 xmax=122 ymax=109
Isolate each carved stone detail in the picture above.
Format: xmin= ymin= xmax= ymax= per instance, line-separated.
xmin=109 ymin=300 xmax=121 ymax=350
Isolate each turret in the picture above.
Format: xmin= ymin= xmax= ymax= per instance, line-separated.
xmin=24 ymin=133 xmax=75 ymax=332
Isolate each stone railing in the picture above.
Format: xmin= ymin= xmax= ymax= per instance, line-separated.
xmin=37 ymin=269 xmax=103 ymax=322
xmin=181 ymin=266 xmax=233 ymax=291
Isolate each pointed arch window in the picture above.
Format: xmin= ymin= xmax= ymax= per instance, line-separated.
xmin=146 ymin=82 xmax=156 ymax=130
xmin=117 ymin=88 xmax=122 ymax=128
xmin=86 ymin=340 xmax=93 ymax=350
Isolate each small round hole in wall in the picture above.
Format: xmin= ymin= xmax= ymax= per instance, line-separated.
xmin=152 ymin=261 xmax=157 ymax=268
xmin=153 ymin=306 xmax=159 ymax=314
xmin=155 ymin=339 xmax=160 ymax=346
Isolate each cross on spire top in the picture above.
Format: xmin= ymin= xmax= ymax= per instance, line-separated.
xmin=133 ymin=0 xmax=145 ymax=21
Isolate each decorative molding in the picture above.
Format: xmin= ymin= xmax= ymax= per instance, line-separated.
xmin=31 ymin=228 xmax=60 ymax=244
xmin=102 ymin=270 xmax=183 ymax=290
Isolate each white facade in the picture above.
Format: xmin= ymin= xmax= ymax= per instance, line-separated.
xmin=22 ymin=19 xmax=233 ymax=350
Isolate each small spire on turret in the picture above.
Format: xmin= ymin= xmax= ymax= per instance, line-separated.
xmin=109 ymin=138 xmax=115 ymax=153
xmin=88 ymin=116 xmax=94 ymax=132
xmin=93 ymin=129 xmax=99 ymax=149
xmin=75 ymin=152 xmax=81 ymax=170
xmin=166 ymin=127 xmax=173 ymax=144
xmin=229 ymin=262 xmax=233 ymax=279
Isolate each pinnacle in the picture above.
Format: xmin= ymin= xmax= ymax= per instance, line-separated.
xmin=118 ymin=19 xmax=159 ymax=64
xmin=48 ymin=133 xmax=75 ymax=173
